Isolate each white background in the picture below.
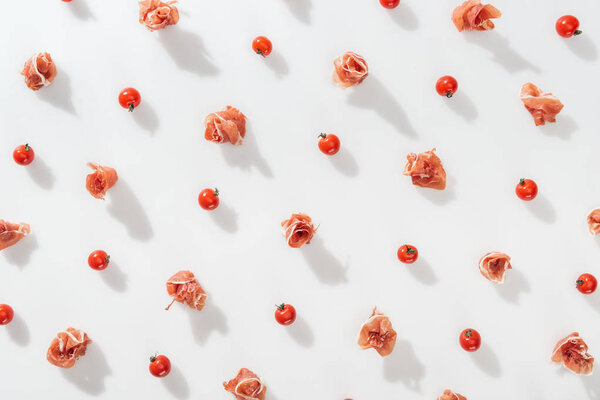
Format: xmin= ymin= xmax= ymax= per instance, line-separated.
xmin=0 ymin=0 xmax=599 ymax=399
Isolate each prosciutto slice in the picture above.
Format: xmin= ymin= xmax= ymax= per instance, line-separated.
xmin=21 ymin=52 xmax=57 ymax=91
xmin=166 ymin=270 xmax=207 ymax=311
xmin=0 ymin=221 xmax=30 ymax=251
xmin=587 ymin=209 xmax=600 ymax=236
xmin=204 ymin=106 xmax=247 ymax=145
xmin=223 ymin=368 xmax=266 ymax=400
xmin=357 ymin=307 xmax=397 ymax=357
xmin=139 ymin=0 xmax=179 ymax=31
xmin=281 ymin=213 xmax=317 ymax=248
xmin=438 ymin=389 xmax=467 ymax=400
xmin=551 ymin=332 xmax=594 ymax=375
xmin=478 ymin=252 xmax=512 ymax=283
xmin=520 ymin=83 xmax=564 ymax=126
xmin=85 ymin=163 xmax=118 ymax=200
xmin=452 ymin=0 xmax=501 ymax=32
xmin=403 ymin=148 xmax=446 ymax=190
xmin=46 ymin=327 xmax=92 ymax=369
xmin=333 ymin=52 xmax=368 ymax=88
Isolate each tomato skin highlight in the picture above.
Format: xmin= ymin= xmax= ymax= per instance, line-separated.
xmin=198 ymin=188 xmax=220 ymax=210
xmin=252 ymin=36 xmax=272 ymax=57
xmin=118 ymin=87 xmax=141 ymax=112
xmin=274 ymin=303 xmax=296 ymax=325
xmin=88 ymin=250 xmax=110 ymax=271
xmin=318 ymin=133 xmax=341 ymax=156
xmin=459 ymin=328 xmax=481 ymax=352
xmin=556 ymin=15 xmax=581 ymax=38
xmin=380 ymin=0 xmax=400 ymax=9
xmin=13 ymin=144 xmax=35 ymax=166
xmin=0 ymin=304 xmax=14 ymax=325
xmin=576 ymin=274 xmax=597 ymax=294
xmin=397 ymin=245 xmax=418 ymax=264
xmin=149 ymin=354 xmax=171 ymax=378
xmin=435 ymin=76 xmax=458 ymax=98
xmin=515 ymin=178 xmax=538 ymax=201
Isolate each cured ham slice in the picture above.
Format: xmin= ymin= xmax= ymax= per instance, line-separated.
xmin=520 ymin=83 xmax=564 ymax=126
xmin=281 ymin=213 xmax=317 ymax=248
xmin=357 ymin=307 xmax=397 ymax=357
xmin=139 ymin=0 xmax=179 ymax=31
xmin=204 ymin=106 xmax=247 ymax=145
xmin=551 ymin=332 xmax=594 ymax=375
xmin=438 ymin=389 xmax=467 ymax=400
xmin=333 ymin=52 xmax=368 ymax=88
xmin=0 ymin=221 xmax=30 ymax=251
xmin=21 ymin=52 xmax=57 ymax=91
xmin=165 ymin=270 xmax=207 ymax=311
xmin=403 ymin=148 xmax=446 ymax=190
xmin=587 ymin=209 xmax=600 ymax=236
xmin=478 ymin=252 xmax=512 ymax=284
xmin=452 ymin=0 xmax=501 ymax=32
xmin=85 ymin=163 xmax=118 ymax=200
xmin=223 ymin=368 xmax=266 ymax=400
xmin=46 ymin=327 xmax=92 ymax=369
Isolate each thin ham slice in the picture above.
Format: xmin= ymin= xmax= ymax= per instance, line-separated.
xmin=204 ymin=106 xmax=247 ymax=145
xmin=46 ymin=327 xmax=92 ymax=369
xmin=223 ymin=368 xmax=266 ymax=400
xmin=452 ymin=0 xmax=501 ymax=32
xmin=587 ymin=209 xmax=600 ymax=236
xmin=21 ymin=52 xmax=57 ymax=91
xmin=403 ymin=148 xmax=446 ymax=190
xmin=333 ymin=52 xmax=368 ymax=88
xmin=478 ymin=252 xmax=512 ymax=284
xmin=281 ymin=213 xmax=317 ymax=248
xmin=520 ymin=83 xmax=564 ymax=126
xmin=551 ymin=332 xmax=594 ymax=375
xmin=438 ymin=389 xmax=467 ymax=400
xmin=85 ymin=163 xmax=118 ymax=200
xmin=357 ymin=307 xmax=397 ymax=357
xmin=0 ymin=221 xmax=30 ymax=251
xmin=139 ymin=0 xmax=179 ymax=31
xmin=165 ymin=270 xmax=207 ymax=311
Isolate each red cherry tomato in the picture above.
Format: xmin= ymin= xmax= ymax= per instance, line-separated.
xmin=252 ymin=36 xmax=272 ymax=57
xmin=436 ymin=76 xmax=458 ymax=98
xmin=515 ymin=178 xmax=538 ymax=201
xmin=576 ymin=274 xmax=597 ymax=294
xmin=318 ymin=133 xmax=340 ymax=156
xmin=0 ymin=304 xmax=14 ymax=325
xmin=459 ymin=328 xmax=481 ymax=352
xmin=198 ymin=188 xmax=220 ymax=210
xmin=380 ymin=0 xmax=400 ymax=9
xmin=13 ymin=144 xmax=35 ymax=166
xmin=556 ymin=15 xmax=581 ymax=38
xmin=397 ymin=245 xmax=418 ymax=264
xmin=149 ymin=354 xmax=171 ymax=378
xmin=118 ymin=87 xmax=141 ymax=112
xmin=88 ymin=250 xmax=110 ymax=271
xmin=274 ymin=303 xmax=296 ymax=325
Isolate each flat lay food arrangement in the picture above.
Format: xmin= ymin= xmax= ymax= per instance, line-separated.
xmin=1 ymin=1 xmax=599 ymax=399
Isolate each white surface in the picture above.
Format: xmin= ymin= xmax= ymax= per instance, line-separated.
xmin=0 ymin=0 xmax=599 ymax=399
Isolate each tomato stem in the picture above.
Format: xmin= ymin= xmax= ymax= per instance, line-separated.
xmin=319 ymin=133 xmax=327 ymax=139
xmin=406 ymin=246 xmax=415 ymax=254
xmin=128 ymin=103 xmax=135 ymax=112
xmin=576 ymin=279 xmax=584 ymax=287
xmin=106 ymin=255 xmax=110 ymax=264
xmin=24 ymin=143 xmax=31 ymax=151
xmin=213 ymin=188 xmax=219 ymax=197
xmin=574 ymin=30 xmax=582 ymax=36
xmin=276 ymin=303 xmax=285 ymax=310
xmin=256 ymin=49 xmax=265 ymax=57
xmin=465 ymin=329 xmax=472 ymax=337
xmin=445 ymin=92 xmax=453 ymax=98
xmin=519 ymin=178 xmax=525 ymax=186
xmin=149 ymin=354 xmax=157 ymax=362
